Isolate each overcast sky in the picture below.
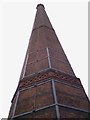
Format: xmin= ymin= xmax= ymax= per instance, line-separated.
xmin=0 ymin=0 xmax=88 ymax=118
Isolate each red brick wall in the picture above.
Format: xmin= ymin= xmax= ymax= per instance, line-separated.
xmin=55 ymin=81 xmax=89 ymax=111
xmin=59 ymin=106 xmax=89 ymax=118
xmin=15 ymin=81 xmax=54 ymax=115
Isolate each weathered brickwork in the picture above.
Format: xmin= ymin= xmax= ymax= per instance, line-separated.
xmin=15 ymin=82 xmax=54 ymax=116
xmin=18 ymin=69 xmax=82 ymax=91
xmin=56 ymin=84 xmax=89 ymax=110
xmin=35 ymin=106 xmax=56 ymax=118
xmin=13 ymin=106 xmax=57 ymax=119
xmin=8 ymin=4 xmax=90 ymax=119
xmin=59 ymin=106 xmax=89 ymax=118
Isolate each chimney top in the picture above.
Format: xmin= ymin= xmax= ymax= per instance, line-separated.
xmin=36 ymin=4 xmax=45 ymax=9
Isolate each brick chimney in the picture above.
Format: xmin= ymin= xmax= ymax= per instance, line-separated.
xmin=8 ymin=4 xmax=90 ymax=119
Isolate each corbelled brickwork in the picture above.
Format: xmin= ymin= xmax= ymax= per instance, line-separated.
xmin=8 ymin=4 xmax=90 ymax=119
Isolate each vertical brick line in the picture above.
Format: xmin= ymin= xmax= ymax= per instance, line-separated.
xmin=22 ymin=53 xmax=29 ymax=78
xmin=12 ymin=91 xmax=19 ymax=118
xmin=51 ymin=80 xmax=60 ymax=119
xmin=33 ymin=85 xmax=37 ymax=109
xmin=33 ymin=82 xmax=37 ymax=118
xmin=46 ymin=47 xmax=51 ymax=68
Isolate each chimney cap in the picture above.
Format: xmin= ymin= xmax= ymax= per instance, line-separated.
xmin=36 ymin=4 xmax=45 ymax=9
